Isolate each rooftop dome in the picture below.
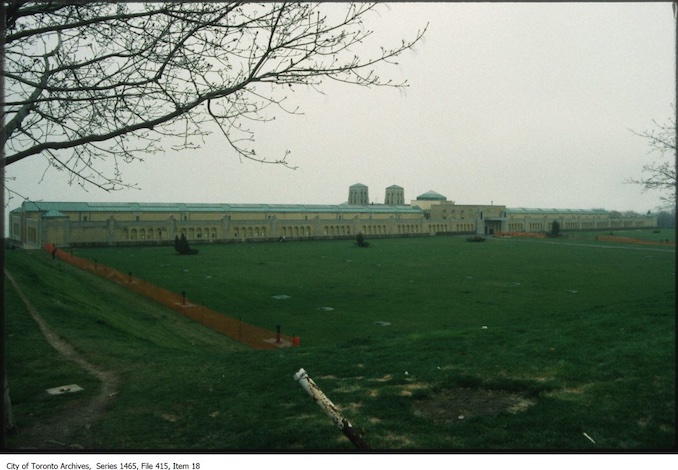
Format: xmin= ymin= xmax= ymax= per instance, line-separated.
xmin=416 ymin=190 xmax=447 ymax=201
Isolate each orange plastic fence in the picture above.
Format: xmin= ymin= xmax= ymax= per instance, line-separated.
xmin=595 ymin=235 xmax=676 ymax=247
xmin=44 ymin=244 xmax=295 ymax=350
xmin=493 ymin=232 xmax=547 ymax=238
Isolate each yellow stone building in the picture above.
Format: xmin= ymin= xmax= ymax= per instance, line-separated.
xmin=8 ymin=184 xmax=656 ymax=248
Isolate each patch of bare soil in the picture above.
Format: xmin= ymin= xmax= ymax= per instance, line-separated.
xmin=5 ymin=269 xmax=120 ymax=450
xmin=412 ymin=387 xmax=535 ymax=425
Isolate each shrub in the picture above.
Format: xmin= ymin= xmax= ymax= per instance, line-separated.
xmin=175 ymin=233 xmax=199 ymax=255
xmin=355 ymin=232 xmax=370 ymax=247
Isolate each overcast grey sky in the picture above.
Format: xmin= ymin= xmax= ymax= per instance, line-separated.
xmin=5 ymin=2 xmax=675 ymax=216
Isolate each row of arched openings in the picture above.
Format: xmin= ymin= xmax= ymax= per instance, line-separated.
xmin=180 ymin=227 xmax=217 ymax=239
xmin=122 ymin=227 xmax=219 ymax=240
xmin=233 ymin=227 xmax=267 ymax=238
xmin=123 ymin=228 xmax=163 ymax=240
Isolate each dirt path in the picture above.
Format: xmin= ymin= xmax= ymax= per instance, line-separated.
xmin=5 ymin=269 xmax=120 ymax=450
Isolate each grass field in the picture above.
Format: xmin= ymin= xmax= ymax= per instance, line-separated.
xmin=3 ymin=232 xmax=675 ymax=450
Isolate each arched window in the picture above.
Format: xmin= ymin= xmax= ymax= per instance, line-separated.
xmin=131 ymin=229 xmax=137 ymax=240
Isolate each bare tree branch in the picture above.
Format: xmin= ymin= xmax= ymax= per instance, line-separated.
xmin=627 ymin=113 xmax=677 ymax=208
xmin=2 ymin=2 xmax=427 ymax=190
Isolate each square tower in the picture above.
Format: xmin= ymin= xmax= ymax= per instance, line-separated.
xmin=385 ymin=185 xmax=405 ymax=205
xmin=348 ymin=183 xmax=369 ymax=205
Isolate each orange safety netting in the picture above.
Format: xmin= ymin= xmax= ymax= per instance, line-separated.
xmin=493 ymin=232 xmax=547 ymax=238
xmin=44 ymin=243 xmax=296 ymax=350
xmin=595 ymin=235 xmax=676 ymax=247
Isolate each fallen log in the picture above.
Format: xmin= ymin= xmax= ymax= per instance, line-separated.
xmin=293 ymin=368 xmax=370 ymax=450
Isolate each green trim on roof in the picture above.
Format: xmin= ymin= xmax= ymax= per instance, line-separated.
xmin=43 ymin=209 xmax=67 ymax=218
xmin=506 ymin=207 xmax=609 ymax=215
xmin=16 ymin=201 xmax=615 ymax=217
xmin=19 ymin=201 xmax=423 ymax=214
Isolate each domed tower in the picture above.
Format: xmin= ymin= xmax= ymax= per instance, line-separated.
xmin=385 ymin=185 xmax=405 ymax=205
xmin=348 ymin=183 xmax=369 ymax=205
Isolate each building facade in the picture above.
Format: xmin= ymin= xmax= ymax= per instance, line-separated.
xmin=8 ymin=184 xmax=657 ymax=249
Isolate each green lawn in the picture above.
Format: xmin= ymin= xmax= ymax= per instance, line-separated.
xmin=73 ymin=235 xmax=675 ymax=348
xmin=3 ymin=232 xmax=675 ymax=450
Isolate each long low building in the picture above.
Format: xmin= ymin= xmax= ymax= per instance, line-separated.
xmin=8 ymin=184 xmax=657 ymax=248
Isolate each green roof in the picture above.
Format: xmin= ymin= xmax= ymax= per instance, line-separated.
xmin=416 ymin=190 xmax=446 ymax=201
xmin=43 ymin=209 xmax=67 ymax=218
xmin=13 ymin=201 xmax=613 ymax=217
xmin=16 ymin=201 xmax=423 ymax=214
xmin=506 ymin=208 xmax=609 ymax=215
